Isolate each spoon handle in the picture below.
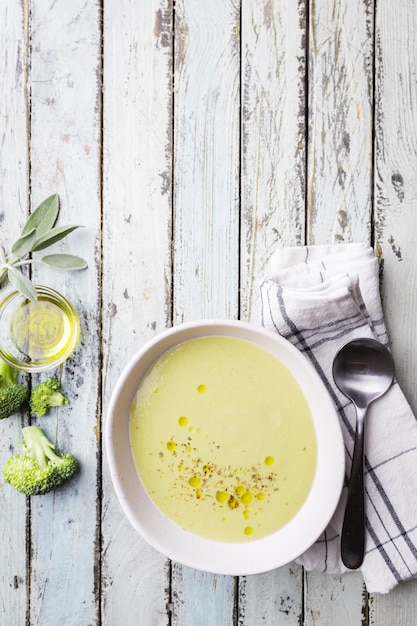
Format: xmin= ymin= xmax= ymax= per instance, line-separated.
xmin=341 ymin=406 xmax=367 ymax=570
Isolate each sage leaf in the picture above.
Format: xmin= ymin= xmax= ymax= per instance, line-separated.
xmin=7 ymin=267 xmax=38 ymax=302
xmin=40 ymin=254 xmax=88 ymax=271
xmin=0 ymin=266 xmax=8 ymax=285
xmin=21 ymin=194 xmax=59 ymax=237
xmin=32 ymin=225 xmax=83 ymax=252
xmin=11 ymin=228 xmax=37 ymax=256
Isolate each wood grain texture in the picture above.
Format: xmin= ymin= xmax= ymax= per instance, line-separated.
xmin=170 ymin=0 xmax=241 ymax=621
xmin=304 ymin=573 xmax=366 ymax=625
xmin=374 ymin=0 xmax=417 ymax=413
xmin=304 ymin=0 xmax=376 ymax=619
xmin=0 ymin=2 xmax=30 ymax=624
xmin=239 ymin=566 xmax=303 ymax=625
xmin=240 ymin=0 xmax=307 ymax=324
xmin=171 ymin=566 xmax=236 ymax=626
xmin=307 ymin=0 xmax=374 ymax=243
xmin=239 ymin=2 xmax=307 ymax=621
xmin=371 ymin=0 xmax=417 ymax=617
xmin=172 ymin=0 xmax=241 ymax=323
xmin=27 ymin=1 xmax=102 ymax=624
xmin=101 ymin=1 xmax=173 ymax=624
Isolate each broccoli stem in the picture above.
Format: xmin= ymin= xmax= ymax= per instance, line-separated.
xmin=22 ymin=426 xmax=63 ymax=468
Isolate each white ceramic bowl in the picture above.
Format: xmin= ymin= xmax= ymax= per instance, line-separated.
xmin=105 ymin=320 xmax=344 ymax=575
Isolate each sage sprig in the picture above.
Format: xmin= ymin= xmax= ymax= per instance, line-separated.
xmin=0 ymin=194 xmax=87 ymax=302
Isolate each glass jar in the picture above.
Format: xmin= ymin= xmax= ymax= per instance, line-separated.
xmin=0 ymin=285 xmax=80 ymax=372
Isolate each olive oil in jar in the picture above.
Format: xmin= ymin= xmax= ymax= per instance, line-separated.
xmin=11 ymin=298 xmax=71 ymax=361
xmin=0 ymin=286 xmax=80 ymax=371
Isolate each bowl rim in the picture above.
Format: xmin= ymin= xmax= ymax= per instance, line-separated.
xmin=105 ymin=319 xmax=345 ymax=575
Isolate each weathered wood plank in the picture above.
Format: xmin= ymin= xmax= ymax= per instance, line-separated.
xmin=0 ymin=2 xmax=30 ymax=624
xmin=240 ymin=0 xmax=307 ymax=324
xmin=170 ymin=0 xmax=241 ymax=623
xmin=101 ymin=1 xmax=173 ymax=624
xmin=369 ymin=578 xmax=417 ymax=625
xmin=304 ymin=0 xmax=375 ymax=621
xmin=239 ymin=0 xmax=307 ymax=622
xmin=371 ymin=0 xmax=417 ymax=619
xmin=172 ymin=0 xmax=241 ymax=323
xmin=239 ymin=567 xmax=303 ymax=625
xmin=171 ymin=567 xmax=236 ymax=625
xmin=373 ymin=0 xmax=417 ymax=411
xmin=27 ymin=1 xmax=102 ymax=623
xmin=304 ymin=573 xmax=367 ymax=625
xmin=307 ymin=0 xmax=374 ymax=244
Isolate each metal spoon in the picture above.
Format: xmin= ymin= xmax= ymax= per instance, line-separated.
xmin=332 ymin=338 xmax=394 ymax=569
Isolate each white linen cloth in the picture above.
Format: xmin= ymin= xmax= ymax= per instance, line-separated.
xmin=260 ymin=243 xmax=417 ymax=594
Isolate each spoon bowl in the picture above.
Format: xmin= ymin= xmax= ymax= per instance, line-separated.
xmin=333 ymin=338 xmax=395 ymax=407
xmin=332 ymin=338 xmax=394 ymax=569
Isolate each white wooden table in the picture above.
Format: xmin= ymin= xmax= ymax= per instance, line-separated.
xmin=1 ymin=1 xmax=417 ymax=624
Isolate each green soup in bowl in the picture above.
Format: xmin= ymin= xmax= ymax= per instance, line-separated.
xmin=106 ymin=320 xmax=344 ymax=575
xmin=130 ymin=335 xmax=317 ymax=543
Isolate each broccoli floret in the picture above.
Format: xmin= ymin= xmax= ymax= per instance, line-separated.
xmin=30 ymin=377 xmax=69 ymax=417
xmin=2 ymin=425 xmax=78 ymax=495
xmin=0 ymin=357 xmax=29 ymax=420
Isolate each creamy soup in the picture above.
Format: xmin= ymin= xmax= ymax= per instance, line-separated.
xmin=130 ymin=335 xmax=317 ymax=542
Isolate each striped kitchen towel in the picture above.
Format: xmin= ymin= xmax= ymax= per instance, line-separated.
xmin=260 ymin=243 xmax=417 ymax=594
